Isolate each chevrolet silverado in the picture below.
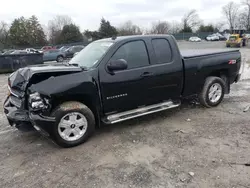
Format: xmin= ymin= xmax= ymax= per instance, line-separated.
xmin=4 ymin=35 xmax=241 ymax=147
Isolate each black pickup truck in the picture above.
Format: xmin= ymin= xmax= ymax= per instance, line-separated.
xmin=4 ymin=35 xmax=241 ymax=147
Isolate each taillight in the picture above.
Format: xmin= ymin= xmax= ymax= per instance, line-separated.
xmin=229 ymin=60 xmax=236 ymax=65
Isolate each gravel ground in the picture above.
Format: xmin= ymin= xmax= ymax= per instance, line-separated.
xmin=1 ymin=41 xmax=250 ymax=188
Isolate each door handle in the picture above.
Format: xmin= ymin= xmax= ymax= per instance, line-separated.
xmin=140 ymin=72 xmax=154 ymax=77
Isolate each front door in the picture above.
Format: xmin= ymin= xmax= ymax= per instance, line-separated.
xmin=99 ymin=37 xmax=183 ymax=115
xmin=99 ymin=40 xmax=153 ymax=114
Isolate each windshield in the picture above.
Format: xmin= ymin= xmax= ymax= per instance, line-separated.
xmin=69 ymin=41 xmax=113 ymax=68
xmin=229 ymin=36 xmax=237 ymax=41
xmin=60 ymin=46 xmax=68 ymax=51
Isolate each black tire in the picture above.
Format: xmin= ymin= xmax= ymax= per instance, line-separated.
xmin=50 ymin=101 xmax=95 ymax=147
xmin=56 ymin=55 xmax=64 ymax=62
xmin=198 ymin=77 xmax=226 ymax=108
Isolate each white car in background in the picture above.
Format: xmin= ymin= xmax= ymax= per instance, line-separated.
xmin=73 ymin=52 xmax=79 ymax=57
xmin=206 ymin=34 xmax=220 ymax=41
xmin=189 ymin=36 xmax=202 ymax=42
xmin=25 ymin=48 xmax=42 ymax=53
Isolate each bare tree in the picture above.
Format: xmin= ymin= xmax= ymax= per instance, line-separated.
xmin=150 ymin=21 xmax=170 ymax=34
xmin=48 ymin=15 xmax=72 ymax=31
xmin=222 ymin=2 xmax=239 ymax=31
xmin=238 ymin=12 xmax=248 ymax=29
xmin=48 ymin=15 xmax=73 ymax=43
xmin=118 ymin=21 xmax=142 ymax=36
xmin=0 ymin=21 xmax=9 ymax=46
xmin=169 ymin=21 xmax=182 ymax=34
xmin=41 ymin=24 xmax=49 ymax=41
xmin=214 ymin=21 xmax=226 ymax=32
xmin=182 ymin=10 xmax=201 ymax=32
xmin=241 ymin=0 xmax=250 ymax=30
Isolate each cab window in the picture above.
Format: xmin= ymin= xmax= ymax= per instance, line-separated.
xmin=110 ymin=40 xmax=149 ymax=69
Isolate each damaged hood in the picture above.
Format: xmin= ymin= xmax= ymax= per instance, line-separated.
xmin=29 ymin=71 xmax=95 ymax=97
xmin=9 ymin=63 xmax=82 ymax=91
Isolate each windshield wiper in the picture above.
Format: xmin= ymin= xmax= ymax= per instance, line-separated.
xmin=64 ymin=62 xmax=88 ymax=70
xmin=71 ymin=63 xmax=88 ymax=71
xmin=80 ymin=66 xmax=88 ymax=71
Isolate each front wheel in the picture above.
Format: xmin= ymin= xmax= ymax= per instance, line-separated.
xmin=56 ymin=55 xmax=64 ymax=62
xmin=51 ymin=101 xmax=95 ymax=147
xmin=198 ymin=77 xmax=226 ymax=108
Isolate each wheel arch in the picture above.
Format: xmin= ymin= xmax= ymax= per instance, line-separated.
xmin=51 ymin=94 xmax=102 ymax=128
xmin=206 ymin=69 xmax=230 ymax=94
xmin=198 ymin=76 xmax=226 ymax=107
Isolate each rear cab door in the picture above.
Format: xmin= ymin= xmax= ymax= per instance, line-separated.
xmin=142 ymin=36 xmax=184 ymax=103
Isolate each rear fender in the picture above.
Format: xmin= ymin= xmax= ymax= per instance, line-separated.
xmin=206 ymin=70 xmax=230 ymax=94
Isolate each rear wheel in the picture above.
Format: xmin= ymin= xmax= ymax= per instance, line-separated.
xmin=51 ymin=101 xmax=95 ymax=147
xmin=198 ymin=77 xmax=226 ymax=108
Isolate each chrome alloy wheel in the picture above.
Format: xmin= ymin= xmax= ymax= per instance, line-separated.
xmin=58 ymin=112 xmax=88 ymax=141
xmin=208 ymin=83 xmax=222 ymax=103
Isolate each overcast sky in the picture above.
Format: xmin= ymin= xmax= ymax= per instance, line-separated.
xmin=1 ymin=0 xmax=243 ymax=31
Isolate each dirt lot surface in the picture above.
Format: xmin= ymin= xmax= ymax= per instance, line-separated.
xmin=1 ymin=41 xmax=250 ymax=188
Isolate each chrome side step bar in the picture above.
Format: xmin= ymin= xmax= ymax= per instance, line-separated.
xmin=103 ymin=101 xmax=180 ymax=124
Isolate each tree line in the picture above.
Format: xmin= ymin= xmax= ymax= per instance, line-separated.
xmin=0 ymin=1 xmax=249 ymax=48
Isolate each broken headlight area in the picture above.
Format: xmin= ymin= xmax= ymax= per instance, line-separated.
xmin=28 ymin=92 xmax=50 ymax=111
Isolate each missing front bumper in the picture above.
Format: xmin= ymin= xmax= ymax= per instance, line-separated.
xmin=4 ymin=97 xmax=30 ymax=123
xmin=4 ymin=96 xmax=55 ymax=133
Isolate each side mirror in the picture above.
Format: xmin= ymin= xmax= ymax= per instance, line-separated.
xmin=107 ymin=59 xmax=128 ymax=72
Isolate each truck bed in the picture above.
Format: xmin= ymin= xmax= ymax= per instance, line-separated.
xmin=181 ymin=48 xmax=241 ymax=98
xmin=181 ymin=49 xmax=239 ymax=59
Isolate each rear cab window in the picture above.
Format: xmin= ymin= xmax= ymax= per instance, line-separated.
xmin=152 ymin=38 xmax=172 ymax=64
xmin=110 ymin=40 xmax=149 ymax=69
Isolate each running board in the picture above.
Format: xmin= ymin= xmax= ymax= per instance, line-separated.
xmin=103 ymin=101 xmax=180 ymax=124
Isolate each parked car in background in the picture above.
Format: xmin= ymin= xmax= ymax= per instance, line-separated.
xmin=214 ymin=33 xmax=227 ymax=41
xmin=189 ymin=36 xmax=201 ymax=42
xmin=244 ymin=34 xmax=250 ymax=39
xmin=43 ymin=49 xmax=65 ymax=62
xmin=2 ymin=50 xmax=15 ymax=55
xmin=64 ymin=45 xmax=85 ymax=58
xmin=223 ymin=33 xmax=230 ymax=40
xmin=10 ymin=50 xmax=28 ymax=54
xmin=73 ymin=52 xmax=79 ymax=57
xmin=25 ymin=48 xmax=41 ymax=53
xmin=206 ymin=34 xmax=219 ymax=41
xmin=226 ymin=34 xmax=244 ymax=47
xmin=41 ymin=46 xmax=55 ymax=52
xmin=59 ymin=46 xmax=70 ymax=52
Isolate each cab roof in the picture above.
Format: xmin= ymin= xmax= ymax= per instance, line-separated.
xmin=95 ymin=35 xmax=172 ymax=43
